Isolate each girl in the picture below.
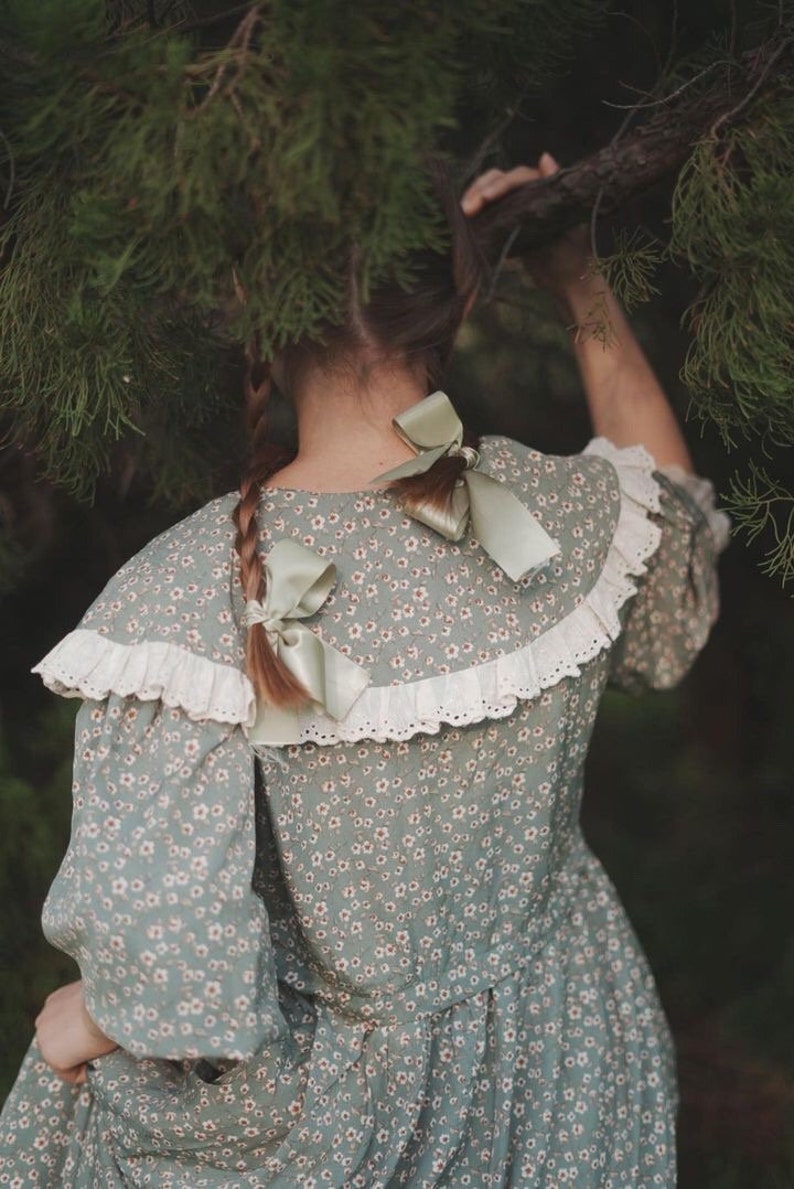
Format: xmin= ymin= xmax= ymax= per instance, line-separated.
xmin=0 ymin=156 xmax=728 ymax=1185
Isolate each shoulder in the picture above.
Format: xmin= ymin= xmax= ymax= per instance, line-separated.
xmin=479 ymin=433 xmax=666 ymax=640
xmin=481 ymin=433 xmax=662 ymax=518
xmin=78 ymin=492 xmax=242 ymax=663
xmin=479 ymin=434 xmax=627 ymax=507
xmin=31 ymin=492 xmax=254 ymax=726
xmin=478 ymin=434 xmax=655 ymax=576
xmin=87 ymin=492 xmax=240 ymax=611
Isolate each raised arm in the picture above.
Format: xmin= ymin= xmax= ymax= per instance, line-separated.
xmin=562 ymin=269 xmax=693 ymax=469
xmin=462 ymin=154 xmax=693 ymax=471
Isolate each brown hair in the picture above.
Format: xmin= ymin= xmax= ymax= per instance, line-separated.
xmin=233 ymin=160 xmax=491 ymax=707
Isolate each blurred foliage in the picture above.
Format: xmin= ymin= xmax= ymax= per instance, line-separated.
xmin=669 ymin=94 xmax=794 ymax=586
xmin=0 ymin=701 xmax=79 ymax=1076
xmin=0 ymin=0 xmax=603 ymax=499
xmin=584 ymin=620 xmax=794 ymax=1186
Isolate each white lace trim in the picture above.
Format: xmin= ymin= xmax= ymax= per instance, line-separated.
xmin=659 ymin=464 xmax=731 ymax=552
xmin=32 ymin=629 xmax=256 ymax=726
xmin=251 ymin=439 xmax=664 ymax=747
xmin=33 ymin=442 xmax=710 ymax=745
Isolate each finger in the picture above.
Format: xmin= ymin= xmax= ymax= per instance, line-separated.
xmin=539 ymin=151 xmax=560 ymax=176
xmin=462 ymin=166 xmax=542 ymax=215
xmin=476 ymin=166 xmax=540 ymax=204
xmin=58 ymin=1067 xmax=85 ymax=1085
xmin=465 ymin=168 xmax=505 ymax=193
xmin=482 ymin=166 xmax=538 ymax=196
xmin=461 ymin=169 xmax=505 ymax=214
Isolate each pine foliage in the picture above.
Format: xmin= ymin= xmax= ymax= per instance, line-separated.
xmin=724 ymin=462 xmax=794 ymax=587
xmin=670 ymin=97 xmax=794 ymax=449
xmin=669 ymin=86 xmax=794 ymax=587
xmin=590 ymin=228 xmax=663 ymax=313
xmin=0 ymin=0 xmax=601 ymax=499
xmin=1 ymin=1 xmax=794 ymax=586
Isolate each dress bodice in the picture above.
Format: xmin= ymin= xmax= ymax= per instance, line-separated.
xmin=2 ymin=433 xmax=729 ymax=1186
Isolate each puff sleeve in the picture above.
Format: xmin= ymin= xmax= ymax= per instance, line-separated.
xmin=589 ymin=444 xmax=730 ymax=693
xmin=39 ymin=694 xmax=286 ymax=1061
xmin=31 ymin=494 xmax=289 ymax=1061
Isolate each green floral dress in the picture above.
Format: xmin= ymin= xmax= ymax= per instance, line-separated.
xmin=0 ymin=436 xmax=728 ymax=1187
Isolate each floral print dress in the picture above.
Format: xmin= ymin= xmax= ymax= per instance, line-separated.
xmin=0 ymin=436 xmax=728 ymax=1187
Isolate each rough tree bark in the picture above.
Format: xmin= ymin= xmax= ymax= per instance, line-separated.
xmin=473 ymin=21 xmax=794 ymax=253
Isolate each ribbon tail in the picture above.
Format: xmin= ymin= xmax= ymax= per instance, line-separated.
xmin=247 ymin=632 xmax=370 ymax=746
xmin=278 ymin=626 xmax=370 ymax=722
xmin=247 ymin=700 xmax=302 ymax=747
xmin=466 ymin=470 xmax=560 ymax=582
xmin=316 ymin=638 xmax=371 ymax=721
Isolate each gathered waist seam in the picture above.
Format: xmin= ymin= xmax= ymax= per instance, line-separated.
xmin=304 ymin=834 xmax=597 ymax=1028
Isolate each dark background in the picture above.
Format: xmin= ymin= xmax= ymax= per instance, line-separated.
xmin=1 ymin=3 xmax=793 ymax=1185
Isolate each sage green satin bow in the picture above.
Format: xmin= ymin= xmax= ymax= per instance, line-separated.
xmin=244 ymin=539 xmax=370 ymax=746
xmin=373 ymin=391 xmax=559 ymax=582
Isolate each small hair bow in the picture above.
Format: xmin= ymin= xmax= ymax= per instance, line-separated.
xmin=244 ymin=539 xmax=370 ymax=745
xmin=373 ymin=391 xmax=559 ymax=582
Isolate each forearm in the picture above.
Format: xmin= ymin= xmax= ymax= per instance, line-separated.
xmin=460 ymin=155 xmax=694 ymax=471
xmin=562 ymin=275 xmax=694 ymax=471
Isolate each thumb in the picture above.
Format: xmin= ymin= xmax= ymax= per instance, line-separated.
xmin=539 ymin=151 xmax=560 ymax=176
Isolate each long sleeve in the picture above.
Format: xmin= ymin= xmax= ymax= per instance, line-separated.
xmin=29 ymin=492 xmax=292 ymax=1061
xmin=41 ymin=693 xmax=287 ymax=1061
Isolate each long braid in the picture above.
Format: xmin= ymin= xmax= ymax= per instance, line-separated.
xmin=233 ymin=338 xmax=309 ymax=707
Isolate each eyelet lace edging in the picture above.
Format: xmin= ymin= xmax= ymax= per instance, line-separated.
xmin=251 ymin=439 xmax=666 ymax=748
xmin=33 ymin=442 xmax=720 ymax=745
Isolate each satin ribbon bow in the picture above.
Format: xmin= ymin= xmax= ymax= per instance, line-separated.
xmin=244 ymin=539 xmax=370 ymax=746
xmin=373 ymin=391 xmax=559 ymax=582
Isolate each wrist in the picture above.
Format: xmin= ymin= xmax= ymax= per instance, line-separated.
xmin=561 ymin=280 xmax=631 ymax=353
xmin=558 ymin=268 xmax=607 ymax=312
xmin=80 ymin=997 xmax=112 ymax=1046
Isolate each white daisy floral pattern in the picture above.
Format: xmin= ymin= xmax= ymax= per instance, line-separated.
xmin=0 ymin=436 xmax=726 ymax=1186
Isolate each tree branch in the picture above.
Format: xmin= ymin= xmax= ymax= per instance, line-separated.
xmin=473 ymin=21 xmax=794 ymax=255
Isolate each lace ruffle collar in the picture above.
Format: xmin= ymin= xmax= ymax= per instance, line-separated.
xmin=32 ymin=438 xmax=699 ymax=747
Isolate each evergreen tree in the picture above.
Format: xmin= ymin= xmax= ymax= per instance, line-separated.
xmin=0 ymin=0 xmax=792 ymax=578
xmin=2 ymin=10 xmax=793 ymax=1168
